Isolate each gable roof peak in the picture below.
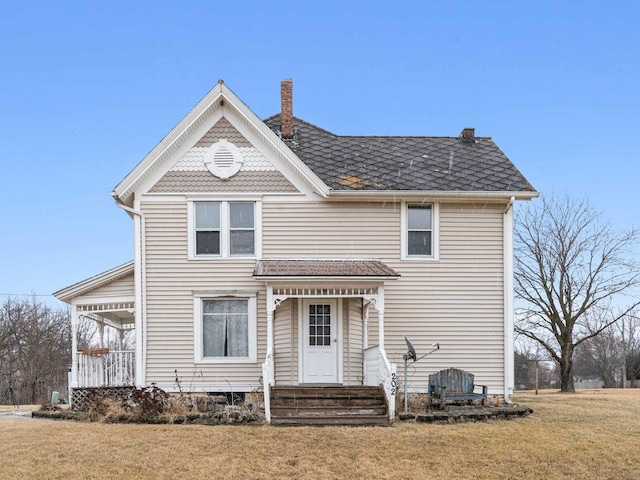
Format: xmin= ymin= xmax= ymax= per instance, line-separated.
xmin=112 ymin=80 xmax=331 ymax=206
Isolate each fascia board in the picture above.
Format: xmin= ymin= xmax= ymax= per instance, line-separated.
xmin=113 ymin=83 xmax=225 ymax=205
xmin=53 ymin=261 xmax=135 ymax=303
xmin=326 ymin=190 xmax=539 ymax=202
xmin=134 ymin=108 xmax=225 ymax=198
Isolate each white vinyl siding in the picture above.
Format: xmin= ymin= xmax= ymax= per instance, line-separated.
xmin=274 ymin=298 xmax=296 ymax=384
xmin=141 ymin=198 xmax=506 ymax=394
xmin=85 ymin=273 xmax=134 ymax=298
xmin=142 ymin=200 xmax=265 ymax=391
xmin=262 ymin=201 xmax=505 ymax=393
xmin=386 ymin=203 xmax=505 ymax=392
xmin=344 ymin=298 xmax=364 ymax=386
xmin=262 ymin=201 xmax=401 ymax=259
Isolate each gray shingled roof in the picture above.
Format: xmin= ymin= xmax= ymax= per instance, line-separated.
xmin=263 ymin=115 xmax=535 ymax=193
xmin=253 ymin=260 xmax=399 ymax=278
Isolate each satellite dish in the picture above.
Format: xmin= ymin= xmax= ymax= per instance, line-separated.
xmin=404 ymin=336 xmax=417 ymax=362
xmin=402 ymin=336 xmax=441 ymax=414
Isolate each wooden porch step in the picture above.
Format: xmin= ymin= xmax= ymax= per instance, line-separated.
xmin=271 ymin=396 xmax=384 ymax=407
xmin=270 ymin=385 xmax=389 ymax=426
xmin=271 ymin=414 xmax=390 ymax=426
xmin=271 ymin=405 xmax=387 ymax=417
xmin=271 ymin=386 xmax=384 ymax=401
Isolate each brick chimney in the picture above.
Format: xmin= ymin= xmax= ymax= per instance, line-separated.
xmin=460 ymin=128 xmax=475 ymax=143
xmin=280 ymin=78 xmax=294 ymax=139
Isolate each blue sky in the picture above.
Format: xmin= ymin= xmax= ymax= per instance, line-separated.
xmin=1 ymin=1 xmax=638 ymax=306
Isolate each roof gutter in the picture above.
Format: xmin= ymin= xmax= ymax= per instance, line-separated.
xmin=112 ymin=192 xmax=147 ymax=388
xmin=326 ymin=190 xmax=539 ymax=201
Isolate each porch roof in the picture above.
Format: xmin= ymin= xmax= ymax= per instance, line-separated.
xmin=53 ymin=260 xmax=134 ymax=303
xmin=253 ymin=259 xmax=400 ymax=280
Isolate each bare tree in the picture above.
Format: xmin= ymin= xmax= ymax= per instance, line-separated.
xmin=0 ymin=297 xmax=71 ymax=404
xmin=514 ymin=194 xmax=640 ymax=392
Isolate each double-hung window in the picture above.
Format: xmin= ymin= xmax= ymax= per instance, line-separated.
xmin=402 ymin=202 xmax=438 ymax=259
xmin=194 ymin=293 xmax=257 ymax=363
xmin=195 ymin=202 xmax=221 ymax=255
xmin=191 ymin=200 xmax=258 ymax=258
xmin=229 ymin=202 xmax=255 ymax=255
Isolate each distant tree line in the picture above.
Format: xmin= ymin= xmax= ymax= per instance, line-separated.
xmin=0 ymin=297 xmax=97 ymax=405
xmin=516 ymin=309 xmax=640 ymax=390
xmin=572 ymin=310 xmax=640 ymax=387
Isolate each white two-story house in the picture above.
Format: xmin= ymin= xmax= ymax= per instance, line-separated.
xmin=54 ymin=79 xmax=537 ymax=424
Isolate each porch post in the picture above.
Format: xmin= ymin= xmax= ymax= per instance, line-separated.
xmin=378 ymin=286 xmax=385 ymax=349
xmin=70 ymin=304 xmax=79 ymax=388
xmin=98 ymin=320 xmax=105 ymax=348
xmin=266 ymin=285 xmax=274 ymax=358
xmin=363 ymin=300 xmax=369 ymax=350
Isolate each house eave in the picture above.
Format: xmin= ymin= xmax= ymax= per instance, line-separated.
xmin=326 ymin=190 xmax=539 ymax=202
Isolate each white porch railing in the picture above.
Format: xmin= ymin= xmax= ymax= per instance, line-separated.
xmin=77 ymin=350 xmax=135 ymax=388
xmin=364 ymin=345 xmax=397 ymax=420
xmin=262 ymin=352 xmax=275 ymax=423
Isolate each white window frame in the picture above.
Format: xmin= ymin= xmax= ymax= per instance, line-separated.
xmin=401 ymin=201 xmax=439 ymax=260
xmin=193 ymin=291 xmax=258 ymax=364
xmin=188 ymin=198 xmax=262 ymax=260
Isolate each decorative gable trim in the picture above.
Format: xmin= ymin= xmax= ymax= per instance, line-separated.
xmin=112 ymin=81 xmax=330 ymax=206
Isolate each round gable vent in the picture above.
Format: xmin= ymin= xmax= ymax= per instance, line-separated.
xmin=204 ymin=139 xmax=244 ymax=179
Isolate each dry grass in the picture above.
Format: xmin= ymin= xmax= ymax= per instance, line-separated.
xmin=1 ymin=389 xmax=639 ymax=479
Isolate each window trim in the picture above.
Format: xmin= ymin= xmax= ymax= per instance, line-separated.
xmin=401 ymin=201 xmax=439 ymax=260
xmin=188 ymin=199 xmax=262 ymax=260
xmin=193 ymin=291 xmax=257 ymax=364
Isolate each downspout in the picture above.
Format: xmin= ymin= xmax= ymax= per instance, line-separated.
xmin=112 ymin=193 xmax=147 ymax=388
xmin=503 ymin=196 xmax=515 ymax=404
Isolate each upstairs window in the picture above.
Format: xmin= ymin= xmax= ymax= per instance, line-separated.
xmin=191 ymin=200 xmax=259 ymax=258
xmin=402 ymin=202 xmax=438 ymax=260
xmin=229 ymin=202 xmax=255 ymax=255
xmin=195 ymin=202 xmax=221 ymax=255
xmin=407 ymin=205 xmax=432 ymax=256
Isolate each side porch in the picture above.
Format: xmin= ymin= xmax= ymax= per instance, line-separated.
xmin=53 ymin=261 xmax=138 ymax=405
xmin=69 ymin=300 xmax=137 ymax=394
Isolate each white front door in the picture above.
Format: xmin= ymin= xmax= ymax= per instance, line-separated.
xmin=301 ymin=299 xmax=339 ymax=383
